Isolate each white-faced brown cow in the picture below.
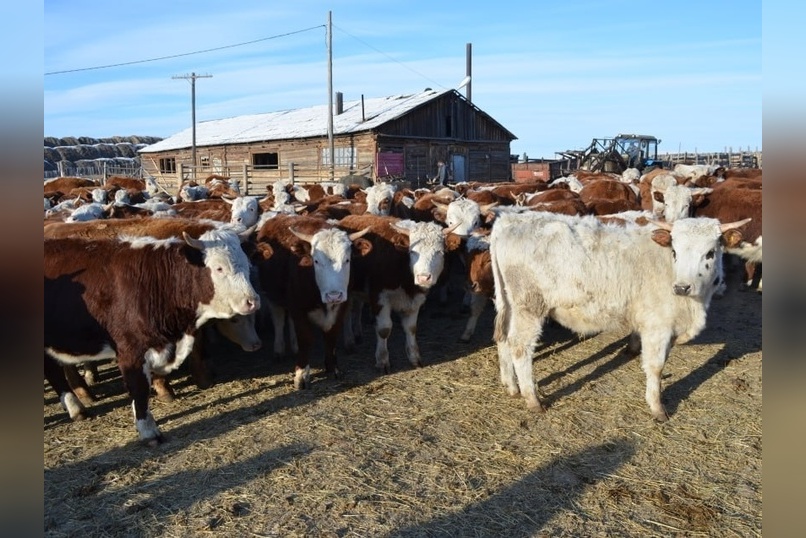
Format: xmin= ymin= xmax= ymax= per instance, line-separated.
xmin=490 ymin=211 xmax=749 ymax=421
xmin=44 ymin=228 xmax=260 ymax=445
xmin=251 ymin=214 xmax=371 ymax=389
xmin=692 ymin=179 xmax=762 ymax=290
xmin=338 ymin=214 xmax=462 ymax=372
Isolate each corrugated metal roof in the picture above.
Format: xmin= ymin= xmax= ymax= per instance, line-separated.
xmin=141 ymin=89 xmax=451 ymax=153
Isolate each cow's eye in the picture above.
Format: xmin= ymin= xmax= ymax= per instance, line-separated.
xmin=671 ymin=249 xmax=677 ymax=260
xmin=705 ymin=249 xmax=715 ymax=259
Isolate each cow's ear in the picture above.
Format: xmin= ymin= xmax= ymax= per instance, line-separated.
xmin=392 ymin=235 xmax=409 ymax=251
xmin=721 ymin=229 xmax=743 ymax=248
xmin=252 ymin=242 xmax=274 ymax=261
xmin=651 ymin=229 xmax=672 ymax=247
xmin=298 ymin=255 xmax=313 ymax=267
xmin=352 ymin=238 xmax=373 ymax=257
xmin=444 ymin=233 xmax=463 ymax=252
xmin=652 ymin=191 xmax=665 ymax=203
xmin=290 ymin=242 xmax=309 ymax=258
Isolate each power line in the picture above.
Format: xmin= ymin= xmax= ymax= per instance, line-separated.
xmin=44 ymin=25 xmax=325 ymax=76
xmin=332 ymin=23 xmax=447 ymax=90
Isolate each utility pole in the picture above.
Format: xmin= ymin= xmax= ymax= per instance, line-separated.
xmin=173 ymin=72 xmax=212 ymax=179
xmin=327 ymin=11 xmax=334 ymax=181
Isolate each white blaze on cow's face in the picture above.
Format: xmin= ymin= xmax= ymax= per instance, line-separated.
xmin=397 ymin=221 xmax=447 ymax=289
xmin=308 ymin=228 xmax=354 ymax=304
xmin=186 ymin=229 xmax=261 ymax=323
xmin=664 ymin=218 xmax=724 ymax=298
xmin=446 ymin=198 xmax=481 ymax=236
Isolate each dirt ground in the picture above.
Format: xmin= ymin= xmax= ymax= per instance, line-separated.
xmin=44 ymin=264 xmax=761 ymax=537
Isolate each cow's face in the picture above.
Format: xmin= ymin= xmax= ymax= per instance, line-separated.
xmin=308 ymin=228 xmax=354 ymax=304
xmin=651 ymin=218 xmax=746 ymax=298
xmin=398 ymin=221 xmax=447 ymax=289
xmin=365 ymin=185 xmax=394 ymax=216
xmin=187 ymin=229 xmax=261 ymax=321
xmin=213 ymin=313 xmax=262 ymax=352
xmin=446 ymin=199 xmax=481 ymax=236
xmin=228 ymin=196 xmax=260 ymax=228
xmin=661 ymin=184 xmax=693 ymax=223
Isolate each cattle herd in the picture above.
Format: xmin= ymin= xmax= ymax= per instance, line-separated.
xmin=43 ymin=164 xmax=762 ymax=446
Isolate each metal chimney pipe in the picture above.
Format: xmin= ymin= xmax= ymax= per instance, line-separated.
xmin=336 ymin=91 xmax=344 ymax=115
xmin=465 ymin=43 xmax=472 ymax=103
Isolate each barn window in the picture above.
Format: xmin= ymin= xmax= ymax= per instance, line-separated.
xmin=252 ymin=152 xmax=279 ymax=169
xmin=199 ymin=156 xmax=210 ymax=169
xmin=322 ymin=147 xmax=356 ymax=167
xmin=159 ymin=157 xmax=176 ymax=173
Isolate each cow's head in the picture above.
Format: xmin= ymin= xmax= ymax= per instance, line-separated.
xmin=224 ymin=196 xmax=260 ymax=228
xmin=650 ymin=217 xmax=751 ymax=297
xmin=392 ymin=221 xmax=456 ymax=289
xmin=213 ymin=313 xmax=262 ymax=352
xmin=184 ymin=229 xmax=261 ymax=323
xmin=433 ymin=198 xmax=497 ymax=237
xmin=289 ymin=226 xmax=371 ymax=304
xmin=365 ymin=184 xmax=395 ymax=216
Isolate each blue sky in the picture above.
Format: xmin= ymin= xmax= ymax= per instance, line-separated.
xmin=44 ymin=0 xmax=761 ymax=159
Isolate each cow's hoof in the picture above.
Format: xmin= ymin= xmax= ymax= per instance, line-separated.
xmin=651 ymin=406 xmax=669 ymax=422
xmin=143 ymin=434 xmax=166 ymax=447
xmin=155 ymin=392 xmax=176 ymax=403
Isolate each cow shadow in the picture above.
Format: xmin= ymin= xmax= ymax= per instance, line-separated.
xmin=386 ymin=437 xmax=635 ymax=538
xmin=44 ymin=441 xmax=313 ymax=536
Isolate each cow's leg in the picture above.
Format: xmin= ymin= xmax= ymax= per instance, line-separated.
xmin=188 ymin=328 xmax=213 ymax=390
xmin=342 ymin=297 xmax=357 ymax=353
xmin=151 ymin=374 xmax=176 ymax=402
xmin=508 ymin=315 xmax=546 ymax=411
xmin=268 ymin=302 xmax=287 ymax=357
xmin=373 ymin=301 xmax=393 ymax=373
xmin=323 ymin=326 xmax=343 ymax=380
xmin=119 ymin=360 xmax=163 ymax=445
xmin=626 ymin=332 xmax=642 ymax=356
xmin=496 ymin=342 xmax=519 ymax=397
xmin=81 ymin=361 xmax=100 ymax=386
xmin=639 ymin=331 xmax=672 ymax=422
xmin=292 ymin=318 xmax=313 ymax=390
xmin=459 ymin=292 xmax=488 ymax=342
xmin=63 ymin=364 xmax=97 ymax=403
xmin=287 ymin=316 xmax=299 ymax=354
xmin=45 ymin=355 xmax=87 ymax=420
xmin=400 ymin=295 xmax=427 ymax=367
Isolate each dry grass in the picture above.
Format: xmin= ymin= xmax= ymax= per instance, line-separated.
xmin=44 ymin=267 xmax=761 ymax=537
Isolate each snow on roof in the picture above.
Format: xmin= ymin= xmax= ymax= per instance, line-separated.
xmin=141 ymin=89 xmax=451 ymax=153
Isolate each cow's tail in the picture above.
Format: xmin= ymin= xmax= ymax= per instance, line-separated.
xmin=490 ymin=227 xmax=510 ymax=344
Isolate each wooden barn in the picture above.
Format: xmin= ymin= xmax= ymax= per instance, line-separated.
xmin=139 ymin=88 xmax=516 ymax=193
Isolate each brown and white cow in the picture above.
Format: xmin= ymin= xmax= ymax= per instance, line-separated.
xmin=338 ymin=214 xmax=462 ymax=372
xmin=44 ymin=229 xmax=260 ymax=445
xmin=692 ymin=180 xmax=762 ymax=290
xmin=251 ymin=214 xmax=371 ymax=389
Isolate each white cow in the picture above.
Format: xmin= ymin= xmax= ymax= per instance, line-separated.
xmin=490 ymin=211 xmax=750 ymax=421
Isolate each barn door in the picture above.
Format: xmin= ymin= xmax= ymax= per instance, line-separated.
xmin=451 ymin=154 xmax=466 ymax=183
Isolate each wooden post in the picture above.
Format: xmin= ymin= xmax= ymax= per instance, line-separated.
xmin=289 ymin=162 xmax=296 ymax=185
xmin=242 ymin=164 xmax=249 ymax=195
